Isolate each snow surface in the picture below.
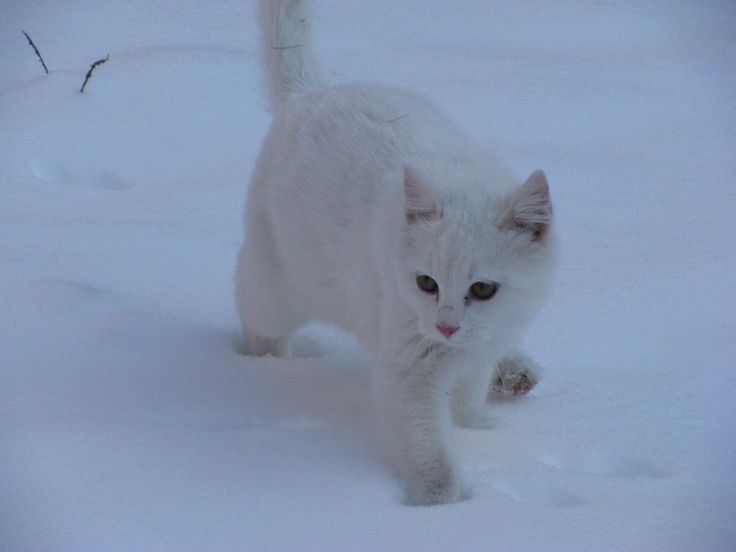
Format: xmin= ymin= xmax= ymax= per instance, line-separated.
xmin=2 ymin=1 xmax=735 ymax=550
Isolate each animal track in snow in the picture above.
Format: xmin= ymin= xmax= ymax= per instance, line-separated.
xmin=537 ymin=449 xmax=671 ymax=479
xmin=275 ymin=416 xmax=330 ymax=431
xmin=29 ymin=278 xmax=111 ymax=313
xmin=481 ymin=448 xmax=669 ymax=507
xmin=490 ymin=470 xmax=586 ymax=507
xmin=32 ymin=160 xmax=132 ymax=191
xmin=31 ymin=278 xmax=102 ymax=296
xmin=26 ymin=278 xmax=115 ymax=315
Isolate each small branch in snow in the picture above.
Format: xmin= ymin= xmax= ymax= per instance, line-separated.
xmin=80 ymin=54 xmax=109 ymax=93
xmin=387 ymin=114 xmax=410 ymax=124
xmin=22 ymin=31 xmax=49 ymax=74
xmin=273 ymin=44 xmax=303 ymax=50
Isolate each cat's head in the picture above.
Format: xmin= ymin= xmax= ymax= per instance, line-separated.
xmin=394 ymin=164 xmax=557 ymax=349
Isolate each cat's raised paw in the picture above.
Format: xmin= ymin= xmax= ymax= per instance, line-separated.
xmin=491 ymin=352 xmax=541 ymax=398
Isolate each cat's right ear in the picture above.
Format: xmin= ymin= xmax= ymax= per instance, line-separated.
xmin=498 ymin=170 xmax=552 ymax=240
xmin=404 ymin=166 xmax=442 ymax=223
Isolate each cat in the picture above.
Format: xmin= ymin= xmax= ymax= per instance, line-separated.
xmin=236 ymin=0 xmax=557 ymax=506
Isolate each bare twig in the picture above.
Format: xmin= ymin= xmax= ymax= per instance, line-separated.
xmin=387 ymin=114 xmax=410 ymax=123
xmin=22 ymin=31 xmax=49 ymax=74
xmin=80 ymin=54 xmax=109 ymax=93
xmin=273 ymin=44 xmax=302 ymax=50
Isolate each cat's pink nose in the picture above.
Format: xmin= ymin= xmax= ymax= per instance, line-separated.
xmin=436 ymin=324 xmax=459 ymax=338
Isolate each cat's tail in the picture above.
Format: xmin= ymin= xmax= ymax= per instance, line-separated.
xmin=259 ymin=0 xmax=325 ymax=110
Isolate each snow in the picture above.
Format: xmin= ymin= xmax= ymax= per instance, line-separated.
xmin=2 ymin=1 xmax=735 ymax=550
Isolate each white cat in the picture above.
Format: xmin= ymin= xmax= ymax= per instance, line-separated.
xmin=236 ymin=0 xmax=557 ymax=505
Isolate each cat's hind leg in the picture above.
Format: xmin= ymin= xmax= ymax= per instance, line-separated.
xmin=242 ymin=331 xmax=289 ymax=358
xmin=235 ymin=219 xmax=303 ymax=358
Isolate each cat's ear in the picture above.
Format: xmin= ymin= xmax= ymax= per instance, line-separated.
xmin=404 ymin=166 xmax=442 ymax=223
xmin=499 ymin=170 xmax=552 ymax=240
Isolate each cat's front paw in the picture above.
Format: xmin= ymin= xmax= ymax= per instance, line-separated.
xmin=404 ymin=467 xmax=461 ymax=506
xmin=491 ymin=352 xmax=541 ymax=397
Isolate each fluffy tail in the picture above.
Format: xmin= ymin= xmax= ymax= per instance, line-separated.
xmin=259 ymin=0 xmax=324 ymax=109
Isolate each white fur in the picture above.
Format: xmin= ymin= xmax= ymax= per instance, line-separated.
xmin=259 ymin=0 xmax=324 ymax=109
xmin=237 ymin=0 xmax=558 ymax=506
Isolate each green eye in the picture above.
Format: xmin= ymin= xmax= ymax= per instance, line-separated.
xmin=469 ymin=281 xmax=498 ymax=301
xmin=416 ymin=274 xmax=438 ymax=294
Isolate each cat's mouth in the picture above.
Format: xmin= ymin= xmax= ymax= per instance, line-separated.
xmin=423 ymin=324 xmax=464 ymax=347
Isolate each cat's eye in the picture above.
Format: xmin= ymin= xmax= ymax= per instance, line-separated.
xmin=469 ymin=281 xmax=498 ymax=301
xmin=416 ymin=274 xmax=438 ymax=294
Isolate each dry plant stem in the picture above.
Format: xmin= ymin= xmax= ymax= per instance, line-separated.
xmin=80 ymin=54 xmax=110 ymax=93
xmin=22 ymin=31 xmax=49 ymax=74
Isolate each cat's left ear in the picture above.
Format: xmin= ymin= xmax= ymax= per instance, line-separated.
xmin=499 ymin=170 xmax=552 ymax=240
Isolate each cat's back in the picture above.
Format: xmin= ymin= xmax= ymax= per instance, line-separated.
xmin=277 ymin=83 xmax=469 ymax=160
xmin=254 ymin=83 xmax=471 ymax=224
